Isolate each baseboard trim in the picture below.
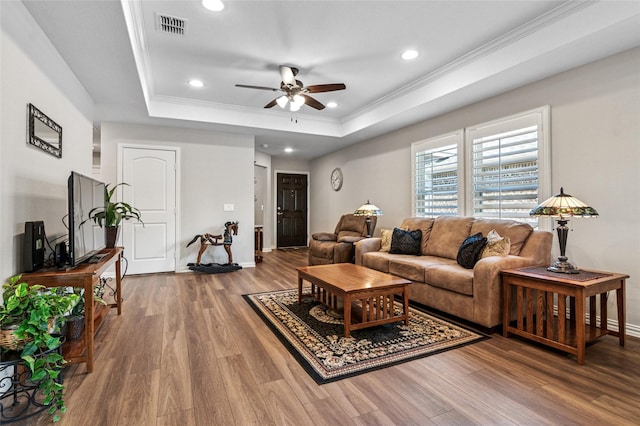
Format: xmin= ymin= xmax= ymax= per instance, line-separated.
xmin=555 ymin=306 xmax=640 ymax=338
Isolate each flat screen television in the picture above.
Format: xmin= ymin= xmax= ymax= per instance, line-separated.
xmin=68 ymin=171 xmax=106 ymax=266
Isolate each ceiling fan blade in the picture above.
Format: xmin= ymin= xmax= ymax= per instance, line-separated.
xmin=264 ymin=98 xmax=278 ymax=108
xmin=279 ymin=66 xmax=296 ymax=86
xmin=235 ymin=84 xmax=280 ymax=92
xmin=301 ymin=94 xmax=325 ymax=110
xmin=306 ymin=83 xmax=346 ymax=93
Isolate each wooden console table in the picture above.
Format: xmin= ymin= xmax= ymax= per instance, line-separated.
xmin=21 ymin=247 xmax=123 ymax=373
xmin=502 ymin=266 xmax=627 ymax=365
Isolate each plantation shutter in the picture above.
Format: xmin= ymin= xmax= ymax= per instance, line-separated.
xmin=414 ymin=143 xmax=459 ymax=217
xmin=470 ymin=125 xmax=539 ymax=222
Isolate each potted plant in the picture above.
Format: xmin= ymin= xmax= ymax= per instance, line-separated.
xmin=0 ymin=274 xmax=80 ymax=422
xmin=62 ymin=286 xmax=107 ymax=341
xmin=87 ymin=182 xmax=143 ymax=247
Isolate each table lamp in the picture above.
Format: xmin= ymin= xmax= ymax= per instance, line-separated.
xmin=530 ymin=187 xmax=598 ymax=273
xmin=354 ymin=200 xmax=383 ymax=237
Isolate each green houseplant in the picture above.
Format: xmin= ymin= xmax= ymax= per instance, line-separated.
xmin=88 ymin=182 xmax=143 ymax=247
xmin=0 ymin=275 xmax=80 ymax=422
xmin=62 ymin=286 xmax=107 ymax=341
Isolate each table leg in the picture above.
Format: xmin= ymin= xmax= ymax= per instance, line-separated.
xmin=298 ymin=276 xmax=303 ymax=305
xmin=600 ymin=292 xmax=608 ymax=333
xmin=84 ymin=276 xmax=95 ymax=373
xmin=403 ymin=286 xmax=410 ymax=326
xmin=617 ymin=280 xmax=626 ymax=347
xmin=344 ymin=294 xmax=351 ymax=338
xmin=115 ymin=251 xmax=122 ymax=315
xmin=503 ymin=281 xmax=510 ymax=337
xmin=576 ymin=292 xmax=585 ymax=365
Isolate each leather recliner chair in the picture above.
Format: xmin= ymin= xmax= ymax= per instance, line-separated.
xmin=308 ymin=214 xmax=377 ymax=265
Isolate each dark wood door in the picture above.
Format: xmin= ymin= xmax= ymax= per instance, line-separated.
xmin=276 ymin=173 xmax=308 ymax=247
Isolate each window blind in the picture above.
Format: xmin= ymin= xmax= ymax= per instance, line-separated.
xmin=471 ymin=125 xmax=539 ymax=223
xmin=415 ymin=144 xmax=458 ymax=217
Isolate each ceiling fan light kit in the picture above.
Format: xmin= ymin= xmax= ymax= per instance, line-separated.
xmin=236 ymin=65 xmax=346 ymax=111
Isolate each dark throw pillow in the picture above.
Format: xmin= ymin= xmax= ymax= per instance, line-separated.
xmin=456 ymin=232 xmax=488 ymax=269
xmin=389 ymin=228 xmax=422 ymax=255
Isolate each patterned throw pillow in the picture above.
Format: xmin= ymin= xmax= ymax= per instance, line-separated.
xmin=456 ymin=232 xmax=488 ymax=269
xmin=389 ymin=228 xmax=422 ymax=255
xmin=379 ymin=228 xmax=393 ymax=252
xmin=481 ymin=229 xmax=511 ymax=258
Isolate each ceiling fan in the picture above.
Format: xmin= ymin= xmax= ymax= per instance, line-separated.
xmin=235 ymin=65 xmax=346 ymax=111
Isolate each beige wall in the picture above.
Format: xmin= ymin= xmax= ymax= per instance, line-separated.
xmin=1 ymin=2 xmax=94 ymax=281
xmin=100 ymin=123 xmax=256 ymax=269
xmin=310 ymin=47 xmax=640 ymax=334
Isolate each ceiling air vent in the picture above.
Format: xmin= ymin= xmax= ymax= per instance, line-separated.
xmin=156 ymin=13 xmax=188 ymax=36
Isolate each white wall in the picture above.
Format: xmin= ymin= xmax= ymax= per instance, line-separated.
xmin=100 ymin=122 xmax=255 ymax=270
xmin=0 ymin=2 xmax=93 ymax=283
xmin=310 ymin=47 xmax=640 ymax=335
xmin=254 ymin=151 xmax=273 ymax=251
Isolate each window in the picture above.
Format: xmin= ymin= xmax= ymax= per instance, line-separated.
xmin=412 ymin=107 xmax=550 ymax=225
xmin=412 ymin=131 xmax=463 ymax=216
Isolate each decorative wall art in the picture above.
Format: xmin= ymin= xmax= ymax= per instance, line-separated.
xmin=28 ymin=103 xmax=62 ymax=158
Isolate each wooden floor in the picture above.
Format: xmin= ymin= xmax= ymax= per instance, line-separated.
xmin=17 ymin=248 xmax=640 ymax=425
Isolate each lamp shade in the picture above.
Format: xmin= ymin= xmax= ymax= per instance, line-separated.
xmin=530 ymin=187 xmax=598 ymax=218
xmin=354 ymin=200 xmax=383 ymax=217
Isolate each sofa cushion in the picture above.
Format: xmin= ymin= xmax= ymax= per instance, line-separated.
xmin=337 ymin=230 xmax=363 ymax=241
xmin=362 ymin=251 xmax=393 ymax=273
xmin=425 ymin=216 xmax=474 ymax=259
xmin=338 ymin=235 xmax=364 ymax=243
xmin=456 ymin=232 xmax=488 ymax=269
xmin=399 ymin=217 xmax=435 ymax=255
xmin=389 ymin=256 xmax=456 ymax=282
xmin=337 ymin=215 xmax=367 ymax=234
xmin=470 ymin=218 xmax=533 ymax=255
xmin=390 ymin=228 xmax=422 ymax=255
xmin=425 ymin=264 xmax=474 ymax=296
xmin=379 ymin=228 xmax=392 ymax=252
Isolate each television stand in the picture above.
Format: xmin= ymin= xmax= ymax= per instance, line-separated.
xmin=20 ymin=247 xmax=123 ymax=373
xmin=87 ymin=253 xmax=108 ymax=263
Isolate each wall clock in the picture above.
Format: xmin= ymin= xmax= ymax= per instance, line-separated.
xmin=330 ymin=168 xmax=343 ymax=191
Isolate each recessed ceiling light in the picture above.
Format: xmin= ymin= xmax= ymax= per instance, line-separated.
xmin=402 ymin=50 xmax=419 ymax=60
xmin=327 ymin=101 xmax=338 ymax=108
xmin=189 ymin=79 xmax=204 ymax=88
xmin=284 ymin=147 xmax=293 ymax=153
xmin=202 ymin=0 xmax=224 ymax=12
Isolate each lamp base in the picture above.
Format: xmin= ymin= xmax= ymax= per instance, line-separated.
xmin=547 ymin=256 xmax=580 ymax=274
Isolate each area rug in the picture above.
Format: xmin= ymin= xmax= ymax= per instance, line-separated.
xmin=243 ymin=288 xmax=488 ymax=384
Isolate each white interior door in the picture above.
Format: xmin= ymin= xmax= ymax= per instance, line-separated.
xmin=121 ymin=147 xmax=177 ymax=274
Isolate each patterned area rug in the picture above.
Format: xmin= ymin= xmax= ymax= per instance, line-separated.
xmin=243 ymin=288 xmax=488 ymax=384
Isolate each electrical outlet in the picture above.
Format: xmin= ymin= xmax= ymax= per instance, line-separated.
xmin=224 ymin=203 xmax=234 ymax=211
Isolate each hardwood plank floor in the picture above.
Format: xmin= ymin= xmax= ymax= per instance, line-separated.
xmin=15 ymin=248 xmax=640 ymax=425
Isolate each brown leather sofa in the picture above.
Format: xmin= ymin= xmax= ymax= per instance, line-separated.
xmin=355 ymin=216 xmax=552 ymax=329
xmin=308 ymin=214 xmax=377 ymax=265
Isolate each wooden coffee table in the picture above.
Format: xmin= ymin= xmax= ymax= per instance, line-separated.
xmin=297 ymin=263 xmax=412 ymax=337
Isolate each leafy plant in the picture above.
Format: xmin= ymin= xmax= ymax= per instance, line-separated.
xmin=88 ymin=182 xmax=143 ymax=228
xmin=0 ymin=275 xmax=79 ymax=422
xmin=66 ymin=285 xmax=106 ymax=318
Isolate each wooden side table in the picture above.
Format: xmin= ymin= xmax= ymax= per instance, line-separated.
xmin=501 ymin=266 xmax=627 ymax=365
xmin=21 ymin=247 xmax=123 ymax=373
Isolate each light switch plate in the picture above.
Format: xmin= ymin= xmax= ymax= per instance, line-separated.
xmin=223 ymin=203 xmax=234 ymax=211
